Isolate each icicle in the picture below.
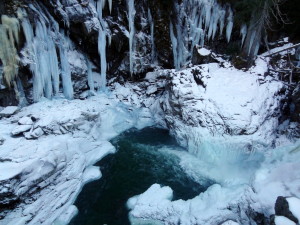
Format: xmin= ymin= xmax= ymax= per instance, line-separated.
xmin=59 ymin=38 xmax=74 ymax=100
xmin=148 ymin=9 xmax=156 ymax=63
xmin=218 ymin=9 xmax=225 ymax=36
xmin=98 ymin=29 xmax=107 ymax=89
xmin=127 ymin=0 xmax=136 ymax=75
xmin=211 ymin=5 xmax=220 ymax=40
xmin=108 ymin=0 xmax=112 ymax=14
xmin=204 ymin=3 xmax=212 ymax=30
xmin=96 ymin=0 xmax=108 ymax=89
xmin=240 ymin=24 xmax=247 ymax=47
xmin=170 ymin=22 xmax=179 ymax=70
xmin=248 ymin=30 xmax=256 ymax=56
xmin=226 ymin=8 xmax=233 ymax=43
xmin=87 ymin=59 xmax=94 ymax=92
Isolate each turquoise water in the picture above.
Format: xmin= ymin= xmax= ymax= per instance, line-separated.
xmin=70 ymin=127 xmax=213 ymax=225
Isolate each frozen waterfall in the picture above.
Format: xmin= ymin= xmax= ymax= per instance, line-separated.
xmin=95 ymin=0 xmax=108 ymax=89
xmin=20 ymin=5 xmax=74 ymax=102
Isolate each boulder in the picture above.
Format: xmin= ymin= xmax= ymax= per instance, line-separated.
xmin=18 ymin=116 xmax=33 ymax=125
xmin=24 ymin=127 xmax=44 ymax=139
xmin=0 ymin=106 xmax=19 ymax=117
xmin=275 ymin=196 xmax=299 ymax=224
xmin=11 ymin=125 xmax=32 ymax=136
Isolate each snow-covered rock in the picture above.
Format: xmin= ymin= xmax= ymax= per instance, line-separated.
xmin=0 ymin=106 xmax=19 ymax=117
xmin=128 ymin=183 xmax=250 ymax=225
xmin=161 ymin=61 xmax=285 ymax=160
xmin=24 ymin=127 xmax=44 ymax=139
xmin=18 ymin=117 xmax=33 ymax=126
xmin=11 ymin=125 xmax=32 ymax=136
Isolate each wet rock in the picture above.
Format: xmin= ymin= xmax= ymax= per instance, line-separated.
xmin=192 ymin=47 xmax=214 ymax=65
xmin=275 ymin=196 xmax=299 ymax=224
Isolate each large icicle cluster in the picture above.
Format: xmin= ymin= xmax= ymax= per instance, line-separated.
xmin=0 ymin=15 xmax=20 ymax=87
xmin=170 ymin=0 xmax=234 ymax=70
xmin=20 ymin=4 xmax=74 ymax=102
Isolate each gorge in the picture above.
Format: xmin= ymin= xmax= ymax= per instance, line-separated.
xmin=0 ymin=0 xmax=300 ymax=224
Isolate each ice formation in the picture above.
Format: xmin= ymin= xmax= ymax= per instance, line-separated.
xmin=95 ymin=0 xmax=108 ymax=89
xmin=20 ymin=5 xmax=75 ymax=102
xmin=240 ymin=24 xmax=247 ymax=47
xmin=127 ymin=0 xmax=136 ymax=75
xmin=87 ymin=58 xmax=95 ymax=92
xmin=148 ymin=9 xmax=156 ymax=64
xmin=170 ymin=0 xmax=235 ymax=69
xmin=0 ymin=15 xmax=20 ymax=87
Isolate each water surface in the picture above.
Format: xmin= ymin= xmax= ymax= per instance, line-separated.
xmin=70 ymin=127 xmax=212 ymax=225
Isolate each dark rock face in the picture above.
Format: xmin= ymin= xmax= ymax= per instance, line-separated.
xmin=0 ymin=89 xmax=18 ymax=107
xmin=275 ymin=196 xmax=299 ymax=224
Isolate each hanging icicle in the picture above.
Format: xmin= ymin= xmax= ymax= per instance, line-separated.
xmin=170 ymin=0 xmax=235 ymax=69
xmin=94 ymin=0 xmax=108 ymax=89
xmin=127 ymin=0 xmax=136 ymax=75
xmin=240 ymin=24 xmax=247 ymax=47
xmin=148 ymin=9 xmax=156 ymax=64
